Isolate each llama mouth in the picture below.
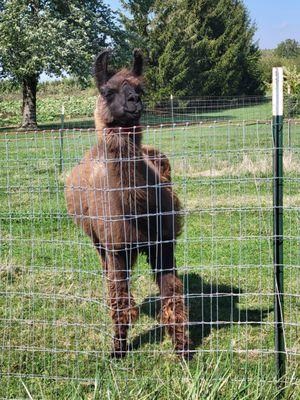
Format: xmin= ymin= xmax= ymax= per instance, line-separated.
xmin=124 ymin=103 xmax=143 ymax=117
xmin=111 ymin=112 xmax=141 ymax=128
xmin=125 ymin=110 xmax=141 ymax=119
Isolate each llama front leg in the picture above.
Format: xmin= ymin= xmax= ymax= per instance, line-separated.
xmin=106 ymin=251 xmax=138 ymax=358
xmin=149 ymin=244 xmax=192 ymax=359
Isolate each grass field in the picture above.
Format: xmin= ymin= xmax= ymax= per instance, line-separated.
xmin=0 ymin=107 xmax=299 ymax=398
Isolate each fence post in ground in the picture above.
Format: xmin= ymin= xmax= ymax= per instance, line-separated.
xmin=59 ymin=104 xmax=65 ymax=174
xmin=272 ymin=67 xmax=286 ymax=392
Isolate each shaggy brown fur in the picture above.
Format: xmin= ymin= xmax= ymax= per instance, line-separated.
xmin=65 ymin=49 xmax=191 ymax=358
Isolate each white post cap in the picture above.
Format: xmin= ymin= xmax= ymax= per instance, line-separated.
xmin=272 ymin=67 xmax=283 ymax=116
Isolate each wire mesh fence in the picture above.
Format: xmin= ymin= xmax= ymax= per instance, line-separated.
xmin=1 ymin=93 xmax=299 ymax=131
xmin=0 ymin=97 xmax=299 ymax=398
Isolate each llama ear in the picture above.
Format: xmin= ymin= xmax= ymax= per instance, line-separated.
xmin=132 ymin=48 xmax=143 ymax=77
xmin=94 ymin=49 xmax=112 ymax=90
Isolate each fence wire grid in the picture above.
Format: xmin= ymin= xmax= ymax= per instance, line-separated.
xmin=0 ymin=97 xmax=299 ymax=398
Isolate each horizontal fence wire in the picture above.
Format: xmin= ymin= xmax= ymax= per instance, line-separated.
xmin=1 ymin=94 xmax=299 ymax=130
xmin=0 ymin=97 xmax=299 ymax=398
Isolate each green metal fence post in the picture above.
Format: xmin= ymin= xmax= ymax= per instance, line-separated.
xmin=272 ymin=67 xmax=286 ymax=392
xmin=59 ymin=104 xmax=65 ymax=174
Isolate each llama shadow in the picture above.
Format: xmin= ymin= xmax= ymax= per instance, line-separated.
xmin=131 ymin=273 xmax=271 ymax=350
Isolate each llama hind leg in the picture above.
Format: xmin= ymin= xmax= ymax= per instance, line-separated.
xmin=158 ymin=271 xmax=192 ymax=359
xmin=106 ymin=251 xmax=138 ymax=358
xmin=148 ymin=244 xmax=192 ymax=359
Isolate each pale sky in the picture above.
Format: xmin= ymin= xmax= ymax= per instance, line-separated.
xmin=108 ymin=0 xmax=300 ymax=49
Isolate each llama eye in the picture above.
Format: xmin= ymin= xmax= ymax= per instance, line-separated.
xmin=136 ymin=86 xmax=145 ymax=96
xmin=100 ymin=87 xmax=115 ymax=100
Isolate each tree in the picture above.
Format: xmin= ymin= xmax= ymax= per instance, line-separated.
xmin=284 ymin=65 xmax=300 ymax=118
xmin=259 ymin=52 xmax=285 ymax=84
xmin=259 ymin=47 xmax=300 ymax=87
xmin=275 ymin=39 xmax=300 ymax=59
xmin=120 ymin=0 xmax=154 ymax=49
xmin=284 ymin=65 xmax=300 ymax=95
xmin=0 ymin=0 xmax=121 ymax=128
xmin=120 ymin=0 xmax=158 ymax=93
xmin=121 ymin=0 xmax=263 ymax=99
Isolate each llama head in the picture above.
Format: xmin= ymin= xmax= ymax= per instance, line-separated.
xmin=94 ymin=49 xmax=144 ymax=128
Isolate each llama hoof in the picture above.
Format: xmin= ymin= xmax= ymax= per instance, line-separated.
xmin=110 ymin=349 xmax=127 ymax=359
xmin=176 ymin=349 xmax=194 ymax=361
xmin=181 ymin=350 xmax=194 ymax=361
xmin=110 ymin=337 xmax=128 ymax=359
xmin=175 ymin=342 xmax=194 ymax=361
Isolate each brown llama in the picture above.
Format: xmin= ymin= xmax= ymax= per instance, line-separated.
xmin=65 ymin=49 xmax=191 ymax=359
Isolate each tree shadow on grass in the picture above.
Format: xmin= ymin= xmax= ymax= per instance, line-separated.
xmin=131 ymin=273 xmax=271 ymax=350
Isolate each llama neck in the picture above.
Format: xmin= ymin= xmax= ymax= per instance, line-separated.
xmin=98 ymin=126 xmax=144 ymax=189
xmin=99 ymin=126 xmax=142 ymax=156
xmin=94 ymin=98 xmax=143 ymax=177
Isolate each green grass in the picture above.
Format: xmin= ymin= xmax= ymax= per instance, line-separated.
xmin=0 ymin=118 xmax=299 ymax=399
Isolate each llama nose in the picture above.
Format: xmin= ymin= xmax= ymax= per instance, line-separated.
xmin=127 ymin=92 xmax=139 ymax=102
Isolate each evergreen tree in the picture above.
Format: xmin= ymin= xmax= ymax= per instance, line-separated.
xmin=120 ymin=0 xmax=154 ymax=49
xmin=121 ymin=0 xmax=263 ymax=98
xmin=120 ymin=0 xmax=160 ymax=95
xmin=0 ymin=0 xmax=121 ymax=128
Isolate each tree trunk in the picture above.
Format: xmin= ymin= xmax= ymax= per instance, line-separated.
xmin=21 ymin=75 xmax=38 ymax=129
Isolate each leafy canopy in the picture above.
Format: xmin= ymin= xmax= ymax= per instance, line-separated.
xmin=0 ymin=0 xmax=120 ymax=82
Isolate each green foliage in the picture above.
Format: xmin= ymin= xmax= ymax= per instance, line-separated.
xmin=121 ymin=0 xmax=264 ymax=98
xmin=0 ymin=0 xmax=125 ymax=126
xmin=0 ymin=76 xmax=95 ymax=97
xmin=284 ymin=65 xmax=300 ymax=118
xmin=0 ymin=92 xmax=96 ymax=127
xmin=0 ymin=0 xmax=120 ymax=82
xmin=259 ymin=51 xmax=286 ymax=84
xmin=38 ymin=76 xmax=94 ymax=95
xmin=284 ymin=65 xmax=300 ymax=95
xmin=120 ymin=0 xmax=154 ymax=49
xmin=0 ymin=78 xmax=20 ymax=93
xmin=259 ymin=49 xmax=300 ymax=87
xmin=275 ymin=39 xmax=300 ymax=59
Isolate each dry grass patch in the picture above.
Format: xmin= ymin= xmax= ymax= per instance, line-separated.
xmin=186 ymin=193 xmax=300 ymax=211
xmin=174 ymin=151 xmax=300 ymax=178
